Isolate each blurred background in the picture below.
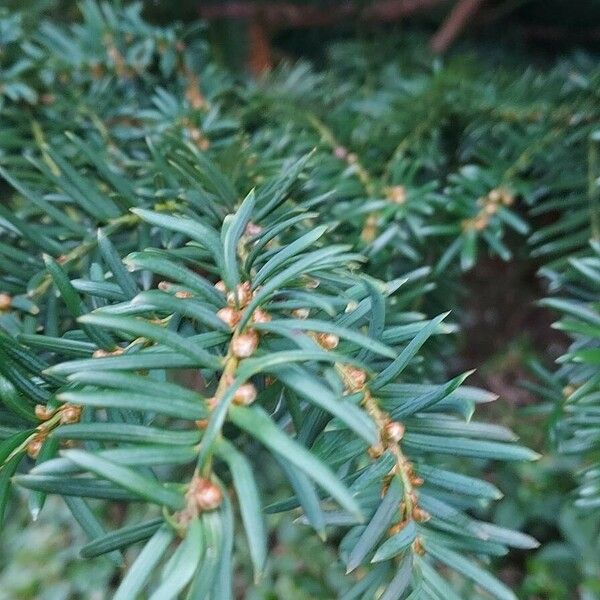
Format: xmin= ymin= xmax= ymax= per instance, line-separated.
xmin=1 ymin=1 xmax=599 ymax=598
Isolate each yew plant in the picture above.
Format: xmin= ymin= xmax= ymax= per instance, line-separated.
xmin=0 ymin=1 xmax=599 ymax=599
xmin=0 ymin=155 xmax=540 ymax=598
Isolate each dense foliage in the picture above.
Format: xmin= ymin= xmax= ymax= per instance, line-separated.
xmin=0 ymin=2 xmax=598 ymax=598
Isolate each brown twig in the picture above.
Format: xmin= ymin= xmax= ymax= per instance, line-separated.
xmin=430 ymin=0 xmax=485 ymax=53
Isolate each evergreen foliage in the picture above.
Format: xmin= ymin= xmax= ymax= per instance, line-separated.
xmin=0 ymin=2 xmax=598 ymax=598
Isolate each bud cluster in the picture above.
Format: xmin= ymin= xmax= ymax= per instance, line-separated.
xmin=462 ymin=187 xmax=515 ymax=232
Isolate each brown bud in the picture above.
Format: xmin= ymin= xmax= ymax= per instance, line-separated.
xmin=232 ymin=330 xmax=259 ymax=358
xmin=233 ymin=383 xmax=257 ymax=406
xmin=189 ymin=127 xmax=202 ymax=141
xmin=60 ymin=404 xmax=82 ymax=425
xmin=158 ymin=281 xmax=172 ymax=291
xmin=413 ymin=507 xmax=431 ymax=522
xmin=387 ymin=185 xmax=407 ymax=204
xmin=175 ymin=290 xmax=194 ymax=299
xmin=206 ymin=396 xmax=219 ymax=411
xmin=316 ymin=332 xmax=339 ymax=350
xmin=345 ymin=366 xmax=367 ymax=392
xmin=368 ymin=444 xmax=384 ymax=459
xmin=473 ymin=215 xmax=489 ymax=231
xmin=488 ymin=189 xmax=502 ymax=203
xmin=195 ymin=418 xmax=209 ymax=429
xmin=251 ymin=309 xmax=271 ymax=324
xmin=384 ymin=421 xmax=405 ymax=444
xmin=26 ymin=436 xmax=44 ymax=459
xmin=245 ymin=222 xmax=262 ymax=236
xmin=411 ymin=537 xmax=426 ymax=555
xmin=562 ymin=385 xmax=576 ymax=398
xmin=192 ymin=478 xmax=222 ymax=511
xmin=35 ymin=404 xmax=54 ymax=421
xmin=195 ymin=136 xmax=210 ymax=151
xmin=484 ymin=202 xmax=498 ymax=215
xmin=388 ymin=520 xmax=408 ymax=536
xmin=227 ymin=282 xmax=252 ymax=307
xmin=217 ymin=306 xmax=241 ymax=329
xmin=502 ymin=191 xmax=515 ymax=206
xmin=292 ymin=308 xmax=309 ymax=319
xmin=410 ymin=474 xmax=424 ymax=487
xmin=0 ymin=293 xmax=12 ymax=311
xmin=214 ymin=280 xmax=227 ymax=293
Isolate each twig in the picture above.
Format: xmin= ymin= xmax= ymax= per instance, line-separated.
xmin=430 ymin=0 xmax=485 ymax=53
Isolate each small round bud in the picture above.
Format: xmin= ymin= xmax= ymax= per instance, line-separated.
xmin=345 ymin=367 xmax=367 ymax=392
xmin=35 ymin=404 xmax=54 ymax=421
xmin=206 ymin=397 xmax=219 ymax=411
xmin=195 ymin=418 xmax=209 ymax=429
xmin=217 ymin=306 xmax=241 ymax=329
xmin=410 ymin=474 xmax=424 ymax=487
xmin=175 ymin=290 xmax=193 ymax=298
xmin=214 ymin=280 xmax=227 ymax=293
xmin=413 ymin=507 xmax=431 ymax=522
xmin=488 ymin=189 xmax=502 ymax=203
xmin=233 ymin=383 xmax=257 ymax=406
xmin=158 ymin=281 xmax=172 ymax=291
xmin=316 ymin=332 xmax=339 ymax=350
xmin=501 ymin=191 xmax=515 ymax=206
xmin=227 ymin=282 xmax=252 ymax=308
xmin=484 ymin=203 xmax=498 ymax=215
xmin=0 ymin=293 xmax=12 ymax=311
xmin=384 ymin=421 xmax=405 ymax=443
xmin=189 ymin=127 xmax=202 ymax=141
xmin=245 ymin=222 xmax=262 ymax=236
xmin=562 ymin=385 xmax=576 ymax=398
xmin=334 ymin=146 xmax=348 ymax=160
xmin=251 ymin=309 xmax=271 ymax=324
xmin=60 ymin=404 xmax=82 ymax=425
xmin=347 ymin=152 xmax=358 ymax=165
xmin=26 ymin=436 xmax=44 ymax=459
xmin=292 ymin=308 xmax=309 ymax=319
xmin=387 ymin=185 xmax=407 ymax=204
xmin=232 ymin=330 xmax=259 ymax=358
xmin=192 ymin=478 xmax=222 ymax=511
xmin=473 ymin=215 xmax=488 ymax=231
